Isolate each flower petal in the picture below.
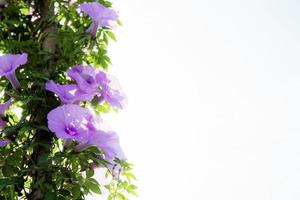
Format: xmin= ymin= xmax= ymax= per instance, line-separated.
xmin=46 ymin=80 xmax=95 ymax=104
xmin=47 ymin=104 xmax=94 ymax=142
xmin=79 ymin=2 xmax=106 ymax=19
xmin=0 ymin=98 xmax=13 ymax=116
xmin=0 ymin=53 xmax=27 ymax=76
xmin=0 ymin=139 xmax=9 ymax=147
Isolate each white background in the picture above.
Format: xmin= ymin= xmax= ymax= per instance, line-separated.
xmin=92 ymin=0 xmax=300 ymax=199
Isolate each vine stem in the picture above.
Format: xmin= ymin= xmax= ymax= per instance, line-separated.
xmin=112 ymin=174 xmax=121 ymax=200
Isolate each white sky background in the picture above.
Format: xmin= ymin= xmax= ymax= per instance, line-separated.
xmin=90 ymin=0 xmax=300 ymax=199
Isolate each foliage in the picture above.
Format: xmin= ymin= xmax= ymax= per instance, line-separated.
xmin=0 ymin=0 xmax=137 ymax=199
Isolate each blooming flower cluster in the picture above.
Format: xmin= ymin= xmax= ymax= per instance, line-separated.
xmin=46 ymin=2 xmax=124 ymax=175
xmin=47 ymin=104 xmax=126 ymax=175
xmin=46 ymin=65 xmax=127 ymax=175
xmin=45 ymin=65 xmax=127 ymax=108
xmin=0 ymin=2 xmax=126 ymax=176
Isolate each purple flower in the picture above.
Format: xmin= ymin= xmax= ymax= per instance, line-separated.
xmin=0 ymin=98 xmax=13 ymax=116
xmin=67 ymin=65 xmax=101 ymax=93
xmin=67 ymin=65 xmax=127 ymax=109
xmin=79 ymin=2 xmax=118 ymax=37
xmin=74 ymin=130 xmax=126 ymax=176
xmin=73 ymin=115 xmax=125 ymax=175
xmin=0 ymin=139 xmax=9 ymax=147
xmin=94 ymin=130 xmax=126 ymax=162
xmin=0 ymin=99 xmax=13 ymax=129
xmin=74 ymin=128 xmax=125 ymax=159
xmin=0 ymin=53 xmax=28 ymax=89
xmin=94 ymin=130 xmax=126 ymax=176
xmin=45 ymin=80 xmax=95 ymax=104
xmin=97 ymin=73 xmax=127 ymax=109
xmin=47 ymin=104 xmax=94 ymax=142
xmin=0 ymin=119 xmax=6 ymax=129
xmin=94 ymin=130 xmax=125 ymax=176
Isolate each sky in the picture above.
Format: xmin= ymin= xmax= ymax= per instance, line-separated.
xmin=90 ymin=0 xmax=300 ymax=199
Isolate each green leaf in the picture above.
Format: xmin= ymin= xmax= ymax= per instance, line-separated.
xmin=45 ymin=192 xmax=55 ymax=200
xmin=116 ymin=193 xmax=128 ymax=200
xmin=0 ymin=177 xmax=18 ymax=189
xmin=126 ymin=184 xmax=138 ymax=196
xmin=72 ymin=185 xmax=81 ymax=198
xmin=127 ymin=184 xmax=137 ymax=191
xmin=86 ymin=169 xmax=94 ymax=178
xmin=116 ymin=19 xmax=123 ymax=26
xmin=2 ymin=165 xmax=17 ymax=177
xmin=84 ymin=178 xmax=102 ymax=194
xmin=20 ymin=8 xmax=29 ymax=15
xmin=105 ymin=31 xmax=117 ymax=41
xmin=37 ymin=153 xmax=49 ymax=164
xmin=124 ymin=172 xmax=138 ymax=182
xmin=108 ymin=194 xmax=114 ymax=200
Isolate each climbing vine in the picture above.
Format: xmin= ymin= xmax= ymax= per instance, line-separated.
xmin=0 ymin=0 xmax=136 ymax=199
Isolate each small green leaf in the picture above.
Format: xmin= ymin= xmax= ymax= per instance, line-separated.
xmin=86 ymin=169 xmax=94 ymax=178
xmin=84 ymin=178 xmax=102 ymax=194
xmin=127 ymin=184 xmax=137 ymax=191
xmin=116 ymin=193 xmax=128 ymax=200
xmin=105 ymin=31 xmax=117 ymax=41
xmin=126 ymin=184 xmax=138 ymax=196
xmin=108 ymin=194 xmax=114 ymax=200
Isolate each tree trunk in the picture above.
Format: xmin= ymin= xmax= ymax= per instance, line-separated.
xmin=28 ymin=1 xmax=58 ymax=199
